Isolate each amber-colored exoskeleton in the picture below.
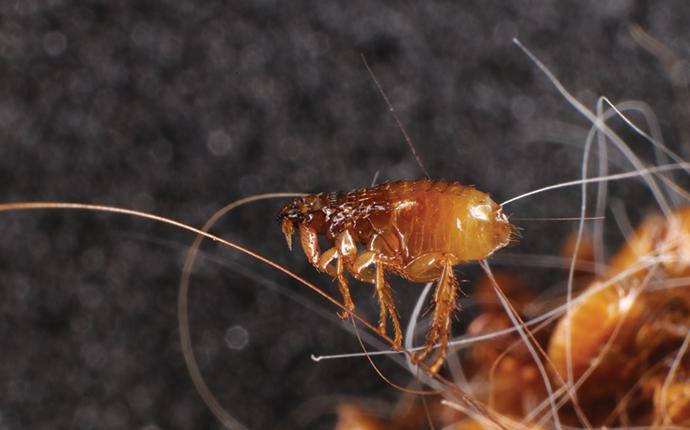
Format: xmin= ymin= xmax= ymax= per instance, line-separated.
xmin=278 ymin=179 xmax=513 ymax=373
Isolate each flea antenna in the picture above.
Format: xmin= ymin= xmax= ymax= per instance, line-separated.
xmin=511 ymin=216 xmax=605 ymax=222
xmin=360 ymin=53 xmax=431 ymax=179
xmin=500 ymin=162 xmax=690 ymax=207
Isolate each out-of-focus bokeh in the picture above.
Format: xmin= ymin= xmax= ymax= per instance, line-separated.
xmin=0 ymin=1 xmax=688 ymax=428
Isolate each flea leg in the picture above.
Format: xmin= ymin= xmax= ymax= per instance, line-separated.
xmin=299 ymin=223 xmax=321 ymax=267
xmin=301 ymin=224 xmax=356 ymax=317
xmin=405 ymin=253 xmax=459 ymax=374
xmin=307 ymin=227 xmax=356 ymax=319
xmin=350 ymin=250 xmax=376 ymax=283
xmin=316 ymin=247 xmax=354 ymax=319
xmin=374 ymin=259 xmax=402 ymax=349
xmin=314 ymin=229 xmax=357 ymax=319
xmin=426 ymin=262 xmax=459 ymax=374
xmin=317 ymin=248 xmax=338 ymax=277
xmin=334 ymin=256 xmax=355 ymax=319
xmin=326 ymin=230 xmax=358 ymax=319
xmin=350 ymin=250 xmax=402 ymax=349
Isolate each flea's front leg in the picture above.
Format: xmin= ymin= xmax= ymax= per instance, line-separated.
xmin=315 ymin=247 xmax=354 ymax=319
xmin=298 ymin=223 xmax=321 ymax=267
xmin=318 ymin=231 xmax=359 ymax=319
xmin=317 ymin=248 xmax=338 ymax=277
xmin=299 ymin=222 xmax=354 ymax=318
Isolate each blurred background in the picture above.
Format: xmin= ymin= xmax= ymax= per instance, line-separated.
xmin=0 ymin=1 xmax=688 ymax=428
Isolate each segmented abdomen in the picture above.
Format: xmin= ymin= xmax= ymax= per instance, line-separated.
xmin=390 ymin=181 xmax=472 ymax=260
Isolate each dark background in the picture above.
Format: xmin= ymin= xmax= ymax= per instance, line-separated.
xmin=0 ymin=1 xmax=688 ymax=429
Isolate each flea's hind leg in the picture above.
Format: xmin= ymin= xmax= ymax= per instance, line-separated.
xmin=410 ymin=258 xmax=459 ymax=374
xmin=351 ymin=251 xmax=403 ymax=349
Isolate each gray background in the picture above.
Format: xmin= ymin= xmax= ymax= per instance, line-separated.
xmin=0 ymin=1 xmax=688 ymax=429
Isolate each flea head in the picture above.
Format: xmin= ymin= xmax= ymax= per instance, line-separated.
xmin=277 ymin=194 xmax=326 ymax=250
xmin=277 ymin=198 xmax=303 ymax=250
